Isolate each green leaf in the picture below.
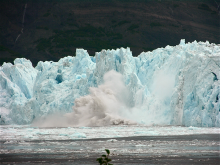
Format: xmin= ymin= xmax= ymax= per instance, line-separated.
xmin=105 ymin=149 xmax=110 ymax=155
xmin=96 ymin=158 xmax=103 ymax=164
xmin=102 ymin=155 xmax=106 ymax=157
xmin=106 ymin=158 xmax=112 ymax=162
xmin=109 ymin=164 xmax=113 ymax=165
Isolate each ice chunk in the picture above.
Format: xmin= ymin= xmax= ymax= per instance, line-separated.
xmin=70 ymin=132 xmax=86 ymax=138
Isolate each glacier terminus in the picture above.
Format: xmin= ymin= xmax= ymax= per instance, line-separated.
xmin=0 ymin=39 xmax=219 ymax=127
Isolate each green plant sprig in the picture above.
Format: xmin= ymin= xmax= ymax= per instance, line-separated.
xmin=96 ymin=149 xmax=113 ymax=165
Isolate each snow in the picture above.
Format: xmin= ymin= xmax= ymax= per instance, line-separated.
xmin=0 ymin=40 xmax=219 ymax=127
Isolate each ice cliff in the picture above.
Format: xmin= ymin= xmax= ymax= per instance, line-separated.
xmin=0 ymin=39 xmax=219 ymax=127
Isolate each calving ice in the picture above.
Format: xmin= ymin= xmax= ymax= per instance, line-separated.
xmin=0 ymin=39 xmax=219 ymax=127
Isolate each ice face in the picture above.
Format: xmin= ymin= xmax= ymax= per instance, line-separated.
xmin=0 ymin=40 xmax=219 ymax=127
xmin=0 ymin=58 xmax=38 ymax=124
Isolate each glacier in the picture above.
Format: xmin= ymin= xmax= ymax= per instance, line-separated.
xmin=0 ymin=39 xmax=219 ymax=127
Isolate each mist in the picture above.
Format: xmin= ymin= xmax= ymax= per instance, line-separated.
xmin=32 ymin=70 xmax=136 ymax=127
xmin=32 ymin=68 xmax=177 ymax=127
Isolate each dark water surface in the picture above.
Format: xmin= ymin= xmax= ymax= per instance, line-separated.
xmin=1 ymin=134 xmax=219 ymax=165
